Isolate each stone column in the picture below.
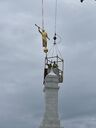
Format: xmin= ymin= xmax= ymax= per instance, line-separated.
xmin=40 ymin=70 xmax=61 ymax=128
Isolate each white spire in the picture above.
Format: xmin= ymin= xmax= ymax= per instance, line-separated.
xmin=48 ymin=68 xmax=57 ymax=76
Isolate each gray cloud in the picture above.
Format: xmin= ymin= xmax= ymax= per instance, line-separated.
xmin=0 ymin=0 xmax=96 ymax=128
xmin=62 ymin=116 xmax=96 ymax=128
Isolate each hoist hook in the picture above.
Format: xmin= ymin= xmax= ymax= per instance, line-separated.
xmin=53 ymin=33 xmax=57 ymax=45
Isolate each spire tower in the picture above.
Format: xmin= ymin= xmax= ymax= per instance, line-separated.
xmin=40 ymin=69 xmax=64 ymax=128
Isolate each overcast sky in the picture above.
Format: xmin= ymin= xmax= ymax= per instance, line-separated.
xmin=0 ymin=0 xmax=96 ymax=128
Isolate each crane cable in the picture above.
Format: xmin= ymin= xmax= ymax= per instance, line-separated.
xmin=42 ymin=0 xmax=62 ymax=58
xmin=42 ymin=0 xmax=58 ymax=33
xmin=42 ymin=0 xmax=58 ymax=35
xmin=48 ymin=0 xmax=63 ymax=58
xmin=42 ymin=0 xmax=44 ymax=30
xmin=54 ymin=0 xmax=58 ymax=34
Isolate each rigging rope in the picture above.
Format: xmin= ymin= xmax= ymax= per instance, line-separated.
xmin=55 ymin=44 xmax=63 ymax=59
xmin=42 ymin=0 xmax=44 ymax=30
